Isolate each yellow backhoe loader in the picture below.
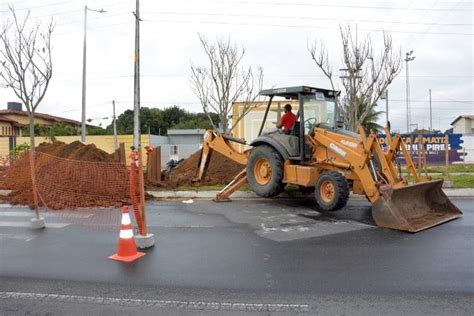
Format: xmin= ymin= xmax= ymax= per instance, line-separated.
xmin=194 ymin=86 xmax=462 ymax=232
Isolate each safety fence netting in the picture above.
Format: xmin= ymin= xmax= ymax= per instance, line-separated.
xmin=0 ymin=149 xmax=142 ymax=231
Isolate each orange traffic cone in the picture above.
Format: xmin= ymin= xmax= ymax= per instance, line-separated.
xmin=109 ymin=206 xmax=146 ymax=262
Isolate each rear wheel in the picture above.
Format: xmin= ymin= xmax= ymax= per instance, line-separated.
xmin=315 ymin=172 xmax=349 ymax=212
xmin=247 ymin=145 xmax=285 ymax=197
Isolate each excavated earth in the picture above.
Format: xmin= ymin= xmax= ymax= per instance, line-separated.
xmin=0 ymin=142 xmax=244 ymax=208
xmin=0 ymin=141 xmax=121 ymax=208
xmin=159 ymin=150 xmax=245 ymax=188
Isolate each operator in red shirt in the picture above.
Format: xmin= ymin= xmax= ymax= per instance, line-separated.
xmin=276 ymin=103 xmax=297 ymax=134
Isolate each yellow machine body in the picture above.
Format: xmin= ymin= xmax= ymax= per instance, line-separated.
xmin=194 ymin=86 xmax=462 ymax=232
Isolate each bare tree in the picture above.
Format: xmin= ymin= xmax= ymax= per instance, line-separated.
xmin=190 ymin=34 xmax=263 ymax=135
xmin=0 ymin=6 xmax=54 ymax=216
xmin=308 ymin=25 xmax=401 ymax=132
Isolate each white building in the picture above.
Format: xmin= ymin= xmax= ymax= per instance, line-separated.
xmin=450 ymin=115 xmax=474 ymax=163
xmin=451 ymin=115 xmax=474 ymax=135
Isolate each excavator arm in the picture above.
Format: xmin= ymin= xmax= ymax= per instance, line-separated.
xmin=194 ymin=130 xmax=250 ymax=201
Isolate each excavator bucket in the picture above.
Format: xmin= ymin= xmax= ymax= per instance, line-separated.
xmin=372 ymin=180 xmax=462 ymax=232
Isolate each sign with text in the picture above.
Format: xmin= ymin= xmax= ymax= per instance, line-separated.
xmin=379 ymin=133 xmax=464 ymax=164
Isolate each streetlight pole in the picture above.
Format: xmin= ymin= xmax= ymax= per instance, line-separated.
xmin=429 ymin=88 xmax=433 ymax=132
xmin=380 ymin=89 xmax=389 ymax=128
xmin=405 ymin=50 xmax=415 ymax=133
xmin=112 ymin=100 xmax=118 ymax=150
xmin=81 ymin=5 xmax=106 ymax=144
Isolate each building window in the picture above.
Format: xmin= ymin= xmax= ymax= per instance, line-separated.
xmin=170 ymin=145 xmax=178 ymax=155
xmin=1 ymin=126 xmax=4 ymax=135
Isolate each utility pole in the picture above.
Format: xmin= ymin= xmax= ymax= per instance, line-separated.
xmin=112 ymin=100 xmax=118 ymax=150
xmin=405 ymin=50 xmax=415 ymax=133
xmin=380 ymin=89 xmax=389 ymax=128
xmin=429 ymin=88 xmax=433 ymax=132
xmin=385 ymin=90 xmax=389 ymax=128
xmin=81 ymin=5 xmax=87 ymax=144
xmin=132 ymin=0 xmax=154 ymax=248
xmin=133 ymin=0 xmax=140 ymax=149
xmin=81 ymin=5 xmax=106 ymax=144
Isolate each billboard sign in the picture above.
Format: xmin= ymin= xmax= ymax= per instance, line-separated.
xmin=378 ymin=133 xmax=464 ymax=164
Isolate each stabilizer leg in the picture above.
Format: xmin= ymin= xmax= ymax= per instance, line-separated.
xmin=214 ymin=169 xmax=248 ymax=202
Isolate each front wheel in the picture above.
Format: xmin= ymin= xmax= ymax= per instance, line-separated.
xmin=314 ymin=171 xmax=349 ymax=212
xmin=247 ymin=145 xmax=285 ymax=197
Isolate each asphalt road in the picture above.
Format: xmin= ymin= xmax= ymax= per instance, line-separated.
xmin=0 ymin=198 xmax=473 ymax=315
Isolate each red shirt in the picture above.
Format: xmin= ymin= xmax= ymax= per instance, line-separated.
xmin=281 ymin=111 xmax=297 ymax=131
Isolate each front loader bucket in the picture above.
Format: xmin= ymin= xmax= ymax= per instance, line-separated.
xmin=372 ymin=180 xmax=462 ymax=233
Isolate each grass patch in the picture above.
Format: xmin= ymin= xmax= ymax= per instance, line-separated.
xmin=430 ymin=175 xmax=474 ymax=188
xmin=402 ymin=164 xmax=474 ymax=174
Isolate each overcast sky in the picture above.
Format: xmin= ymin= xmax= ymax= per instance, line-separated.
xmin=0 ymin=0 xmax=472 ymax=133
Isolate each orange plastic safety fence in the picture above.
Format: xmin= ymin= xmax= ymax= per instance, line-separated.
xmin=0 ymin=151 xmax=136 ymax=210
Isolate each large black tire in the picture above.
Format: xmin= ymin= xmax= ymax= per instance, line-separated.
xmin=314 ymin=171 xmax=349 ymax=212
xmin=247 ymin=145 xmax=285 ymax=197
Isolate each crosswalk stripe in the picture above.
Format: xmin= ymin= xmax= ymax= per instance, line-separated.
xmin=0 ymin=221 xmax=70 ymax=228
xmin=0 ymin=233 xmax=34 ymax=242
xmin=0 ymin=292 xmax=310 ymax=313
xmin=0 ymin=211 xmax=92 ymax=218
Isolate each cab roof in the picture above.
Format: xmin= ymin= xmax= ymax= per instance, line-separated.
xmin=259 ymin=86 xmax=339 ymax=99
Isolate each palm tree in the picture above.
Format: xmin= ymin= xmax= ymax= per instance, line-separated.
xmin=358 ymin=102 xmax=384 ymax=133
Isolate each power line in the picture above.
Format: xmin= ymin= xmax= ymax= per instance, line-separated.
xmin=219 ymin=1 xmax=474 ymax=11
xmin=386 ymin=99 xmax=473 ymax=103
xmin=143 ymin=18 xmax=474 ymax=36
xmin=55 ymin=12 xmax=131 ymax=27
xmin=52 ymin=100 xmax=201 ymax=115
xmin=0 ymin=1 xmax=70 ymax=13
xmin=144 ymin=11 xmax=472 ymax=27
xmin=409 ymin=0 xmax=469 ymax=40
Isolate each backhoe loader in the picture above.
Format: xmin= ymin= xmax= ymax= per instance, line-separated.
xmin=194 ymin=86 xmax=462 ymax=232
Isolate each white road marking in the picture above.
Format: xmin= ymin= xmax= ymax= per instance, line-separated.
xmin=0 ymin=211 xmax=92 ymax=218
xmin=0 ymin=292 xmax=310 ymax=313
xmin=0 ymin=221 xmax=70 ymax=228
xmin=0 ymin=233 xmax=34 ymax=242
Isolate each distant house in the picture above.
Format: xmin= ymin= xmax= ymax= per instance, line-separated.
xmin=450 ymin=114 xmax=474 ymax=163
xmin=0 ymin=102 xmax=83 ymax=153
xmin=0 ymin=102 xmax=82 ymax=136
xmin=451 ymin=115 xmax=474 ymax=135
xmin=149 ymin=129 xmax=206 ymax=166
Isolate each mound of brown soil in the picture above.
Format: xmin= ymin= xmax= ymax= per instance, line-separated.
xmin=36 ymin=141 xmax=114 ymax=162
xmin=161 ymin=150 xmax=245 ymax=188
xmin=0 ymin=141 xmax=122 ymax=209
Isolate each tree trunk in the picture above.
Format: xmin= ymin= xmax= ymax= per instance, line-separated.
xmin=28 ymin=112 xmax=40 ymax=218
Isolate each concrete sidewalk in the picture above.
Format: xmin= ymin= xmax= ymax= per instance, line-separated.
xmin=148 ymin=188 xmax=474 ymax=200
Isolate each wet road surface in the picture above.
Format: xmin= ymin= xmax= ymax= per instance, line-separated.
xmin=0 ymin=198 xmax=473 ymax=315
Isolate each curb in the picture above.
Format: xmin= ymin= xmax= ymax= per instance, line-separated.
xmin=148 ymin=188 xmax=474 ymax=200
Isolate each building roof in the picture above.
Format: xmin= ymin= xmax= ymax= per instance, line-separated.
xmin=0 ymin=116 xmax=26 ymax=127
xmin=167 ymin=129 xmax=206 ymax=135
xmin=0 ymin=109 xmax=82 ymax=126
xmin=450 ymin=115 xmax=474 ymax=126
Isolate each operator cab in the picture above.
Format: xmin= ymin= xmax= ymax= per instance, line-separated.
xmin=253 ymin=86 xmax=339 ymax=161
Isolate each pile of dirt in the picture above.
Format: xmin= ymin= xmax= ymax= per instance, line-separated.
xmin=160 ymin=150 xmax=245 ymax=188
xmin=0 ymin=141 xmax=121 ymax=209
xmin=36 ymin=141 xmax=115 ymax=162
